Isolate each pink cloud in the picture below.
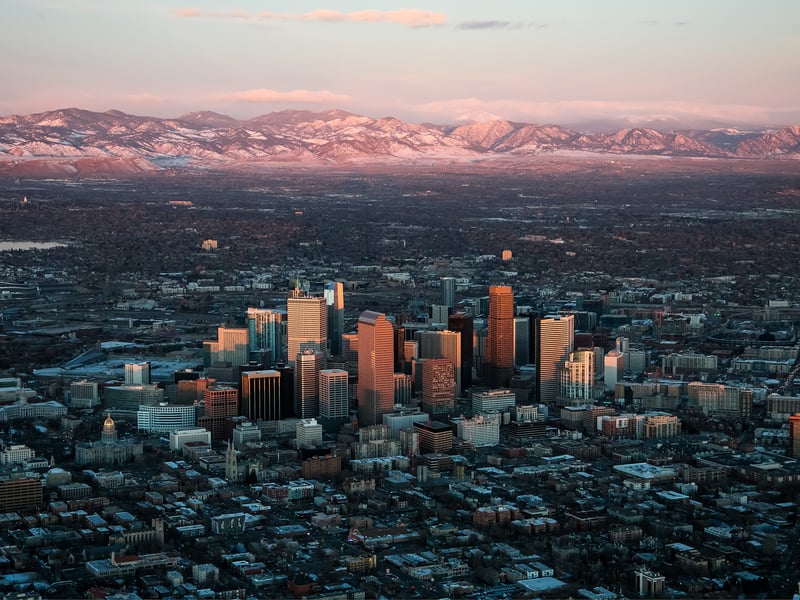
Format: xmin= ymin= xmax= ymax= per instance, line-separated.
xmin=172 ymin=8 xmax=202 ymax=17
xmin=403 ymin=98 xmax=798 ymax=128
xmin=298 ymin=9 xmax=446 ymax=27
xmin=172 ymin=7 xmax=446 ymax=28
xmin=214 ymin=88 xmax=351 ymax=105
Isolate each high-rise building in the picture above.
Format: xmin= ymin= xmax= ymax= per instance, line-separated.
xmin=357 ymin=311 xmax=395 ymax=427
xmin=246 ymin=308 xmax=284 ymax=366
xmin=604 ymin=350 xmax=625 ymax=392
xmin=414 ymin=421 xmax=453 ymax=454
xmin=295 ymin=350 xmax=324 ymax=419
xmin=537 ymin=315 xmax=575 ymax=404
xmin=421 ymin=358 xmax=455 ymax=416
xmin=430 ymin=304 xmax=450 ymax=325
xmin=393 ymin=373 xmax=413 ymax=406
xmin=514 ymin=316 xmax=530 ymax=366
xmin=296 ymin=418 xmax=323 ymax=449
xmin=319 ymin=369 xmax=349 ymax=419
xmin=125 ymin=362 xmax=151 ymax=385
xmin=448 ymin=313 xmax=473 ymax=391
xmin=199 ymin=385 xmax=239 ymax=440
xmin=241 ymin=370 xmax=282 ymax=421
xmin=341 ymin=333 xmax=359 ymax=363
xmin=287 ymin=289 xmax=327 ymax=367
xmin=485 ymin=285 xmax=515 ymax=388
xmin=0 ymin=476 xmax=43 ymax=512
xmin=440 ymin=277 xmax=456 ymax=309
xmin=789 ymin=413 xmax=800 ymax=459
xmin=415 ymin=329 xmax=462 ymax=398
xmin=203 ymin=327 xmax=250 ymax=380
xmin=455 ymin=413 xmax=500 ymax=447
xmin=68 ymin=380 xmax=99 ymax=408
xmin=557 ymin=349 xmax=595 ymax=407
xmin=324 ymin=281 xmax=345 ymax=357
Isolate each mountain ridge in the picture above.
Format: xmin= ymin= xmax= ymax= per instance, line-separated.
xmin=1 ymin=108 xmax=798 ymax=177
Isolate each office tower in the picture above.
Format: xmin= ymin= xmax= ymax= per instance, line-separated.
xmin=413 ymin=421 xmax=453 ymax=454
xmin=537 ymin=314 xmax=575 ymax=404
xmin=789 ymin=413 xmax=800 ymax=459
xmin=514 ymin=316 xmax=530 ymax=366
xmin=203 ymin=326 xmax=249 ymax=379
xmin=287 ymin=289 xmax=327 ymax=366
xmin=472 ymin=389 xmax=516 ymax=414
xmin=137 ymin=404 xmax=196 ymax=434
xmin=526 ymin=313 xmax=541 ymax=375
xmin=557 ymin=349 xmax=595 ymax=407
xmin=125 ymin=362 xmax=151 ymax=385
xmin=296 ymin=418 xmax=323 ymax=449
xmin=274 ymin=363 xmax=296 ymax=418
xmin=0 ymin=477 xmax=43 ymax=512
xmin=324 ymin=281 xmax=345 ymax=357
xmin=69 ymin=380 xmax=99 ymax=408
xmin=342 ymin=333 xmax=359 ymax=363
xmin=241 ymin=370 xmax=281 ymax=421
xmin=295 ymin=350 xmax=324 ymax=419
xmin=626 ymin=349 xmax=648 ymax=374
xmin=246 ymin=308 xmax=283 ymax=366
xmin=456 ymin=413 xmax=500 ymax=447
xmin=394 ymin=325 xmax=407 ymax=372
xmin=421 ymin=358 xmax=455 ymax=416
xmin=104 ymin=384 xmax=164 ymax=411
xmin=604 ymin=350 xmax=625 ymax=392
xmin=475 ymin=296 xmax=489 ymax=317
xmin=357 ymin=311 xmax=395 ymax=427
xmin=448 ymin=313 xmax=473 ymax=390
xmin=440 ymin=277 xmax=456 ymax=309
xmin=394 ymin=373 xmax=413 ymax=406
xmin=430 ymin=304 xmax=450 ymax=325
xmin=171 ymin=372 xmax=212 ymax=406
xmin=319 ymin=369 xmax=349 ymax=419
xmin=485 ymin=285 xmax=515 ymax=388
xmin=416 ymin=330 xmax=462 ymax=398
xmin=200 ymin=385 xmax=238 ymax=440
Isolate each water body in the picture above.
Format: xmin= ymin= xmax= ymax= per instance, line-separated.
xmin=0 ymin=241 xmax=68 ymax=251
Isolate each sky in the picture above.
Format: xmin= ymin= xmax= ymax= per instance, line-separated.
xmin=2 ymin=0 xmax=799 ymax=129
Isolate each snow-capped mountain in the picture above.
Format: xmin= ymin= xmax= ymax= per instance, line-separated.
xmin=0 ymin=108 xmax=798 ymax=176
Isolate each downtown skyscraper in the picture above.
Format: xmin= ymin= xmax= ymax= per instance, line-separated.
xmin=537 ymin=314 xmax=575 ymax=404
xmin=485 ymin=285 xmax=515 ymax=388
xmin=287 ymin=288 xmax=327 ymax=367
xmin=246 ymin=307 xmax=284 ymax=366
xmin=324 ymin=281 xmax=345 ymax=357
xmin=357 ymin=310 xmax=395 ymax=427
xmin=241 ymin=370 xmax=282 ymax=421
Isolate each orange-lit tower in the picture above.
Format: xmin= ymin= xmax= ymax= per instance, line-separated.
xmin=485 ymin=285 xmax=515 ymax=388
xmin=357 ymin=311 xmax=395 ymax=427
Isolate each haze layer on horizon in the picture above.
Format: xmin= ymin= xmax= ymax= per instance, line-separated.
xmin=2 ymin=0 xmax=799 ymax=130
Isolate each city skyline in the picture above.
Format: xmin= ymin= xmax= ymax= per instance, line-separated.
xmin=2 ymin=1 xmax=799 ymax=129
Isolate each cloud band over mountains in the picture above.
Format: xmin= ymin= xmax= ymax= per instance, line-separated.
xmin=173 ymin=8 xmax=446 ymax=28
xmin=214 ymin=89 xmax=351 ymax=104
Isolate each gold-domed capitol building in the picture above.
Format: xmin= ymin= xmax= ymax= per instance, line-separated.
xmin=75 ymin=413 xmax=143 ymax=466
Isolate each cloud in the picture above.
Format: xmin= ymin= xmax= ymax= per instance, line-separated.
xmin=172 ymin=8 xmax=446 ymax=28
xmin=173 ymin=7 xmax=202 ymax=18
xmin=402 ymin=97 xmax=798 ymax=129
xmin=457 ymin=20 xmax=547 ymax=31
xmin=214 ymin=88 xmax=351 ymax=105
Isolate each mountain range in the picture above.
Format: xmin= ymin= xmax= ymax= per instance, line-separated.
xmin=0 ymin=107 xmax=799 ymax=177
